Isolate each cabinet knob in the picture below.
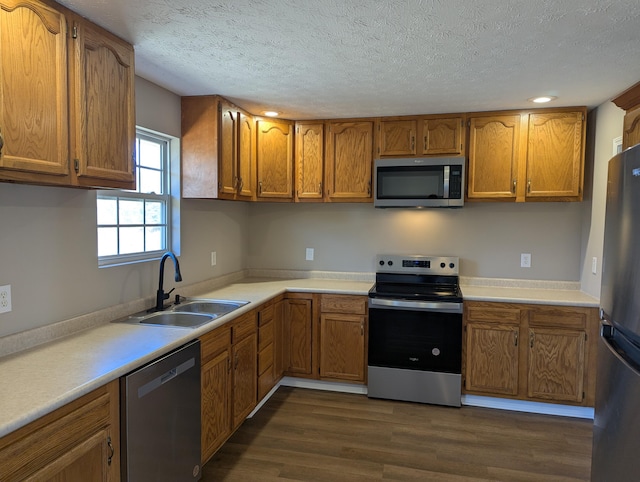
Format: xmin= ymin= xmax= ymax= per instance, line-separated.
xmin=367 ymin=180 xmax=371 ymax=196
xmin=318 ymin=182 xmax=322 ymax=195
xmin=0 ymin=129 xmax=4 ymax=154
xmin=259 ymin=181 xmax=263 ymax=195
xmin=514 ymin=330 xmax=518 ymax=346
xmin=530 ymin=332 xmax=535 ymax=348
xmin=423 ymin=135 xmax=428 ymax=151
xmin=527 ymin=179 xmax=532 ymax=193
xmin=512 ymin=180 xmax=516 ymax=193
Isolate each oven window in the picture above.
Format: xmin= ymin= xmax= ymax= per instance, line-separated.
xmin=377 ymin=166 xmax=444 ymax=199
xmin=368 ymin=308 xmax=462 ymax=374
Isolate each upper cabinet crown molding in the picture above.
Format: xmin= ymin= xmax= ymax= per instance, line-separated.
xmin=613 ymin=80 xmax=640 ymax=150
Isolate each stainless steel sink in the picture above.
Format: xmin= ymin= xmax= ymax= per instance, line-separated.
xmin=137 ymin=311 xmax=215 ymax=328
xmin=170 ymin=299 xmax=248 ymax=316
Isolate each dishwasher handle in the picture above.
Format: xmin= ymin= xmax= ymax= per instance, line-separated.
xmin=137 ymin=356 xmax=196 ymax=399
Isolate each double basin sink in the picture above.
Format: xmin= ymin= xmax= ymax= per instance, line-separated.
xmin=122 ymin=299 xmax=249 ymax=329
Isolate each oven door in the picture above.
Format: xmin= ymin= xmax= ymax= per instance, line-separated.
xmin=368 ymin=303 xmax=462 ymax=374
xmin=367 ymin=302 xmax=463 ymax=406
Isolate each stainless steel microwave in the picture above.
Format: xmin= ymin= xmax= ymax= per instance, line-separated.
xmin=373 ymin=157 xmax=465 ymax=208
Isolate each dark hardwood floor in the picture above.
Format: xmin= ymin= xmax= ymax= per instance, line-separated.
xmin=202 ymin=387 xmax=593 ymax=481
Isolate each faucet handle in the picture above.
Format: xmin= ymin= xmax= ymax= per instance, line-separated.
xmin=164 ymin=287 xmax=175 ymax=300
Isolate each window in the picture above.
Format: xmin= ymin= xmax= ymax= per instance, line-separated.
xmin=97 ymin=129 xmax=174 ymax=266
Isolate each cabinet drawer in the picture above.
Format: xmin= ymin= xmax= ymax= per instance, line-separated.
xmin=258 ymin=366 xmax=275 ymax=400
xmin=258 ymin=320 xmax=274 ymax=351
xmin=200 ymin=325 xmax=231 ymax=364
xmin=258 ymin=304 xmax=275 ymax=326
xmin=527 ymin=306 xmax=588 ymax=330
xmin=321 ymin=295 xmax=367 ymax=314
xmin=466 ymin=303 xmax=521 ymax=324
xmin=258 ymin=343 xmax=274 ymax=375
xmin=232 ymin=311 xmax=256 ymax=343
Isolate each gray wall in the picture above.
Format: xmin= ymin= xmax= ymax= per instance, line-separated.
xmin=246 ymin=201 xmax=584 ymax=279
xmin=0 ymin=76 xmax=625 ymax=338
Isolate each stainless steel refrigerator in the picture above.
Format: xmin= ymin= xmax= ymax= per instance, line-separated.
xmin=592 ymin=143 xmax=640 ymax=481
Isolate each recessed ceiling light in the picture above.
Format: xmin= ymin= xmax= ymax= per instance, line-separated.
xmin=264 ymin=111 xmax=279 ymax=117
xmin=529 ymin=96 xmax=557 ymax=104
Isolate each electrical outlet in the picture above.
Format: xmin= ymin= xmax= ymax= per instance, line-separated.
xmin=520 ymin=253 xmax=531 ymax=268
xmin=592 ymin=257 xmax=598 ymax=275
xmin=305 ymin=248 xmax=314 ymax=261
xmin=0 ymin=285 xmax=12 ymax=314
xmin=211 ymin=251 xmax=217 ymax=266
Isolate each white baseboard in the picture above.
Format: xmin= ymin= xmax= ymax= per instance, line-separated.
xmin=248 ymin=378 xmax=594 ymax=420
xmin=461 ymin=394 xmax=594 ymax=419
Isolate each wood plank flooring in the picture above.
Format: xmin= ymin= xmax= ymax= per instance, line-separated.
xmin=201 ymin=387 xmax=593 ymax=481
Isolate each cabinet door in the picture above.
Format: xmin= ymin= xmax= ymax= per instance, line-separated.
xmin=378 ymin=119 xmax=416 ymax=157
xmin=256 ymin=119 xmax=293 ymax=199
xmin=319 ymin=313 xmax=365 ymax=382
xmin=467 ymin=115 xmax=521 ymax=200
xmin=0 ymin=381 xmax=119 ymax=482
xmin=237 ymin=111 xmax=255 ymax=199
xmin=201 ymin=350 xmax=231 ymax=463
xmin=527 ymin=328 xmax=586 ymax=403
xmin=232 ymin=332 xmax=257 ymax=429
xmin=526 ymin=111 xmax=584 ymax=200
xmin=0 ymin=1 xmax=69 ymax=182
xmin=325 ymin=121 xmax=374 ymax=201
xmin=295 ymin=122 xmax=324 ymax=201
xmin=465 ymin=322 xmax=519 ymax=395
xmin=623 ymin=106 xmax=640 ymax=150
xmin=284 ymin=298 xmax=313 ymax=375
xmin=218 ymin=102 xmax=238 ymax=198
xmin=422 ymin=117 xmax=463 ymax=155
xmin=70 ymin=19 xmax=135 ymax=189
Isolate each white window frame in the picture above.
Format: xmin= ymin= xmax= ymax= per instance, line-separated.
xmin=97 ymin=128 xmax=175 ymax=267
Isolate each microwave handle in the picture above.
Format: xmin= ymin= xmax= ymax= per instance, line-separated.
xmin=443 ymin=165 xmax=450 ymax=198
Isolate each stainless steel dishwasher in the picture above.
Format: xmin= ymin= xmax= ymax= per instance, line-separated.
xmin=121 ymin=339 xmax=201 ymax=482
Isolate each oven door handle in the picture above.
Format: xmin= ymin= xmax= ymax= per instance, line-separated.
xmin=369 ymin=297 xmax=463 ymax=314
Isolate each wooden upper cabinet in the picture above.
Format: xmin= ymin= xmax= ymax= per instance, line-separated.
xmin=526 ymin=111 xmax=584 ymax=200
xmin=378 ymin=119 xmax=417 ymax=156
xmin=70 ymin=18 xmax=136 ymax=189
xmin=325 ymin=120 xmax=374 ymax=202
xmin=295 ymin=122 xmax=324 ymax=201
xmin=218 ymin=102 xmax=238 ymax=198
xmin=219 ymin=103 xmax=255 ymax=200
xmin=0 ymin=0 xmax=70 ymax=183
xmin=181 ymin=96 xmax=255 ymax=200
xmin=256 ymin=118 xmax=293 ymax=200
xmin=237 ymin=111 xmax=255 ymax=199
xmin=467 ymin=114 xmax=521 ymax=200
xmin=421 ymin=116 xmax=464 ymax=155
xmin=468 ymin=108 xmax=585 ymax=202
xmin=377 ymin=116 xmax=464 ymax=158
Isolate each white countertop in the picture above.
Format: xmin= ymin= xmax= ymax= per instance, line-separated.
xmin=0 ymin=275 xmax=598 ymax=438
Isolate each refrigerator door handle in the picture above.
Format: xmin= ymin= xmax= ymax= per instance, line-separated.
xmin=601 ymin=325 xmax=640 ymax=377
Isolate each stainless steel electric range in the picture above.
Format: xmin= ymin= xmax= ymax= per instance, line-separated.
xmin=367 ymin=254 xmax=463 ymax=407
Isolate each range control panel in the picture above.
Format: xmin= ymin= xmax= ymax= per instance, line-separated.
xmin=375 ymin=255 xmax=459 ymax=276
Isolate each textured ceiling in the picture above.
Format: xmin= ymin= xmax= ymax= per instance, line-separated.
xmin=58 ymin=0 xmax=640 ymax=120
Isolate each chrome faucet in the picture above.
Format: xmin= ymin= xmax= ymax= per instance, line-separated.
xmin=155 ymin=252 xmax=182 ymax=311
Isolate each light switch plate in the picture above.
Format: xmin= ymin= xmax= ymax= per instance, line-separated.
xmin=305 ymin=248 xmax=314 ymax=261
xmin=521 ymin=253 xmax=531 ymax=268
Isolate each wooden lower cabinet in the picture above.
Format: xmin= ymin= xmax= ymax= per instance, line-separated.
xmin=258 ymin=300 xmax=282 ymax=400
xmin=231 ymin=311 xmax=257 ymax=430
xmin=319 ymin=294 xmax=367 ymax=382
xmin=0 ymin=380 xmax=120 ymax=482
xmin=463 ymin=301 xmax=598 ymax=406
xmin=283 ymin=293 xmax=316 ymax=377
xmin=200 ymin=324 xmax=232 ymax=464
